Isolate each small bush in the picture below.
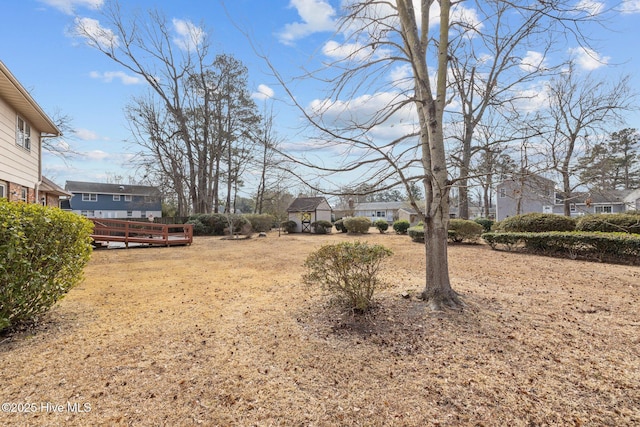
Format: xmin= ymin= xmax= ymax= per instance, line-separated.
xmin=374 ymin=219 xmax=389 ymax=233
xmin=312 ymin=220 xmax=333 ymax=234
xmin=244 ymin=214 xmax=275 ymax=233
xmin=474 ymin=218 xmax=494 ymax=233
xmin=0 ymin=201 xmax=93 ymax=332
xmin=576 ymin=213 xmax=640 ymax=234
xmin=343 ymin=216 xmax=372 ymax=234
xmin=302 ymin=241 xmax=393 ymax=312
xmin=392 ymin=220 xmax=411 ymax=234
xmin=408 ymin=225 xmax=424 ymax=242
xmin=448 ymin=219 xmax=484 ymax=243
xmin=281 ymin=220 xmax=297 ymax=233
xmin=334 ymin=219 xmax=347 ymax=233
xmin=495 ymin=213 xmax=576 ymax=233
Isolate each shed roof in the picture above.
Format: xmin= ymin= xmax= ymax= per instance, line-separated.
xmin=40 ymin=176 xmax=72 ymax=197
xmin=287 ymin=197 xmax=331 ymax=212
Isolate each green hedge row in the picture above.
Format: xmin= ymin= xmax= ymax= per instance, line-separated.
xmin=482 ymin=231 xmax=640 ymax=264
xmin=0 ymin=201 xmax=94 ymax=332
xmin=408 ymin=219 xmax=484 ymax=244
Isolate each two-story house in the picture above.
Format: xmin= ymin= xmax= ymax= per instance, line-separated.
xmin=0 ymin=60 xmax=61 ymax=204
xmin=495 ymin=173 xmax=556 ymax=221
xmin=64 ymin=181 xmax=162 ymax=220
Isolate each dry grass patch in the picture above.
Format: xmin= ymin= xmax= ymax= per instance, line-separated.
xmin=1 ymin=232 xmax=639 ymax=426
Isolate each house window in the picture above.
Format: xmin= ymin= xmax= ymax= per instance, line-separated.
xmin=376 ymin=211 xmax=386 ymax=217
xmin=140 ymin=210 xmax=146 ymax=218
xmin=113 ymin=195 xmax=121 ymax=201
xmin=20 ymin=187 xmax=27 ymax=202
xmin=82 ymin=193 xmax=98 ymax=202
xmin=16 ymin=116 xmax=31 ymax=150
xmin=570 ymin=203 xmax=576 ymax=213
xmin=499 ymin=188 xmax=506 ymax=198
xmin=127 ymin=210 xmax=133 ymax=217
xmin=124 ymin=195 xmax=132 ymax=202
xmin=595 ymin=205 xmax=612 ymax=214
xmin=0 ymin=181 xmax=6 ymax=199
xmin=80 ymin=210 xmax=95 ymax=217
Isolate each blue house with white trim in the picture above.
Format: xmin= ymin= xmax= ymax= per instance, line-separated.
xmin=63 ymin=180 xmax=162 ymax=220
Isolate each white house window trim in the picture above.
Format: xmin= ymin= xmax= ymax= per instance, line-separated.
xmin=82 ymin=193 xmax=98 ymax=202
xmin=499 ymin=188 xmax=507 ymax=198
xmin=20 ymin=187 xmax=27 ymax=202
xmin=0 ymin=182 xmax=6 ymax=199
xmin=16 ymin=116 xmax=31 ymax=151
xmin=595 ymin=205 xmax=613 ymax=214
xmin=113 ymin=195 xmax=121 ymax=201
xmin=124 ymin=195 xmax=132 ymax=202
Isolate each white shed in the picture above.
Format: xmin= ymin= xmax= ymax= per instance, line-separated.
xmin=286 ymin=197 xmax=333 ymax=232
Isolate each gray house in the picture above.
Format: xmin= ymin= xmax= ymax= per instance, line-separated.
xmin=495 ymin=174 xmax=556 ymax=221
xmin=496 ymin=173 xmax=640 ymax=220
xmin=554 ymin=189 xmax=640 ymax=216
xmin=286 ymin=197 xmax=332 ymax=232
xmin=64 ymin=181 xmax=162 ymax=220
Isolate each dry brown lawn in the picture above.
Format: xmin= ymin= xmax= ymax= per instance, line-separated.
xmin=1 ymin=231 xmax=639 ymax=426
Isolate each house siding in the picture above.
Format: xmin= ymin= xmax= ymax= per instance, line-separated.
xmin=495 ymin=177 xmax=555 ymax=221
xmin=0 ymin=96 xmax=41 ymax=190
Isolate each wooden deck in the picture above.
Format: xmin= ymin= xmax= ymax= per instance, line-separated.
xmin=89 ymin=218 xmax=193 ymax=248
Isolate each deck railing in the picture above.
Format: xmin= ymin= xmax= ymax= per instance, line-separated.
xmin=89 ymin=218 xmax=193 ymax=247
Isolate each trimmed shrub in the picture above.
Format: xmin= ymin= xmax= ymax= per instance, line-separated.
xmin=281 ymin=220 xmax=297 ymax=233
xmin=343 ymin=216 xmax=372 ymax=234
xmin=244 ymin=214 xmax=275 ymax=233
xmin=576 ymin=213 xmax=640 ymax=234
xmin=448 ymin=219 xmax=484 ymax=243
xmin=474 ymin=218 xmax=494 ymax=233
xmin=0 ymin=201 xmax=93 ymax=332
xmin=495 ymin=213 xmax=576 ymax=233
xmin=188 ymin=213 xmax=229 ymax=235
xmin=312 ymin=220 xmax=333 ymax=234
xmin=334 ymin=219 xmax=347 ymax=233
xmin=392 ymin=219 xmax=411 ymax=234
xmin=186 ymin=218 xmax=207 ymax=236
xmin=374 ymin=219 xmax=389 ymax=233
xmin=408 ymin=225 xmax=424 ymax=242
xmin=224 ymin=214 xmax=251 ymax=236
xmin=302 ymin=241 xmax=393 ymax=312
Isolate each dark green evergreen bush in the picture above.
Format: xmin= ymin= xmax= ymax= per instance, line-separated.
xmin=474 ymin=217 xmax=494 ymax=233
xmin=244 ymin=214 xmax=275 ymax=233
xmin=374 ymin=219 xmax=389 ymax=233
xmin=495 ymin=213 xmax=576 ymax=233
xmin=186 ymin=218 xmax=207 ymax=235
xmin=281 ymin=220 xmax=298 ymax=233
xmin=408 ymin=225 xmax=424 ymax=242
xmin=311 ymin=220 xmax=333 ymax=234
xmin=575 ymin=213 xmax=640 ymax=234
xmin=0 ymin=201 xmax=93 ymax=332
xmin=343 ymin=216 xmax=372 ymax=234
xmin=303 ymin=241 xmax=393 ymax=312
xmin=448 ymin=219 xmax=484 ymax=243
xmin=392 ymin=219 xmax=410 ymax=234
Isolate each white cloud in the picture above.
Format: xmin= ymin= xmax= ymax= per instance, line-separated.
xmin=74 ymin=16 xmax=119 ymax=51
xmin=569 ymin=46 xmax=609 ymax=71
xmin=620 ymin=0 xmax=640 ymax=13
xmin=520 ymin=51 xmax=548 ymax=73
xmin=38 ymin=0 xmax=102 ymax=15
xmin=74 ymin=128 xmax=99 ymax=141
xmin=277 ymin=0 xmax=337 ymax=45
xmin=172 ymin=19 xmax=206 ymax=52
xmin=83 ymin=150 xmax=111 ymax=161
xmin=89 ymin=70 xmax=142 ymax=85
xmin=252 ymin=84 xmax=275 ymax=101
xmin=575 ymin=0 xmax=605 ymax=16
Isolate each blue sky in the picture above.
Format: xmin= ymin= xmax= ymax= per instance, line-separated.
xmin=1 ymin=0 xmax=640 ymax=193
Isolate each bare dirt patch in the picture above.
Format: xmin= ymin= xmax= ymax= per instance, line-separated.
xmin=1 ymin=232 xmax=639 ymax=426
